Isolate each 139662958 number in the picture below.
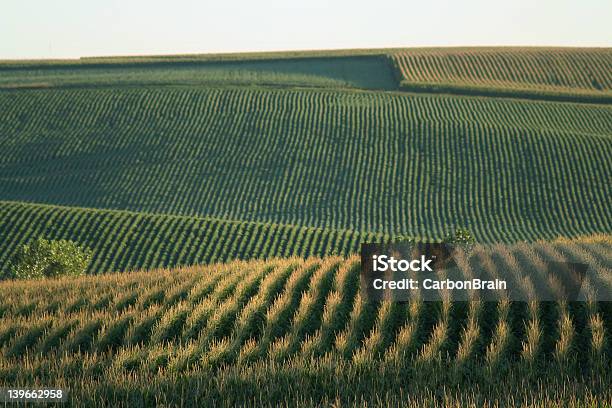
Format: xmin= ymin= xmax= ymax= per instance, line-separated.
xmin=2 ymin=388 xmax=67 ymax=402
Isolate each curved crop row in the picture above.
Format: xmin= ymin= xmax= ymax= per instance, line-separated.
xmin=391 ymin=47 xmax=612 ymax=102
xmin=2 ymin=239 xmax=608 ymax=368
xmin=0 ymin=241 xmax=610 ymax=406
xmin=0 ymin=200 xmax=387 ymax=276
xmin=0 ymin=87 xmax=610 ymax=246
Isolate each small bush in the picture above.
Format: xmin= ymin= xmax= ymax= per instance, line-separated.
xmin=444 ymin=228 xmax=476 ymax=252
xmin=8 ymin=238 xmax=92 ymax=280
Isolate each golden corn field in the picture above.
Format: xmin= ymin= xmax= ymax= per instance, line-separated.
xmin=0 ymin=238 xmax=610 ymax=406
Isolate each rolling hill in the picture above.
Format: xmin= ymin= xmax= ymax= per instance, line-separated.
xmin=0 ymin=78 xmax=610 ymax=266
xmin=0 ymin=200 xmax=386 ymax=276
xmin=1 ymin=48 xmax=611 ymax=275
xmin=1 ymin=47 xmax=611 ymax=407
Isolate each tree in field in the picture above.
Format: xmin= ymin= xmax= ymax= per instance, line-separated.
xmin=7 ymin=238 xmax=92 ymax=280
xmin=444 ymin=228 xmax=476 ymax=252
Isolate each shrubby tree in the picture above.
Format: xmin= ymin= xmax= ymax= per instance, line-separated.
xmin=7 ymin=238 xmax=92 ymax=280
xmin=443 ymin=227 xmax=476 ymax=252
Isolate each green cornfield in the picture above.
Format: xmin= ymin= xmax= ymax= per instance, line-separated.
xmin=0 ymin=200 xmax=387 ymax=276
xmin=0 ymin=56 xmax=396 ymax=91
xmin=1 ymin=86 xmax=610 ymax=250
xmin=391 ymin=47 xmax=612 ymax=102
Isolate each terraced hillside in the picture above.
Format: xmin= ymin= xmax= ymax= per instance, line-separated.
xmin=391 ymin=47 xmax=612 ymax=102
xmin=1 ymin=238 xmax=610 ymax=406
xmin=1 ymin=87 xmax=610 ymax=244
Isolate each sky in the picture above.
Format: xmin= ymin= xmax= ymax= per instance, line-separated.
xmin=1 ymin=0 xmax=611 ymax=60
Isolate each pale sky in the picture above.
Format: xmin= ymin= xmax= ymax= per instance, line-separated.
xmin=2 ymin=0 xmax=611 ymax=60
